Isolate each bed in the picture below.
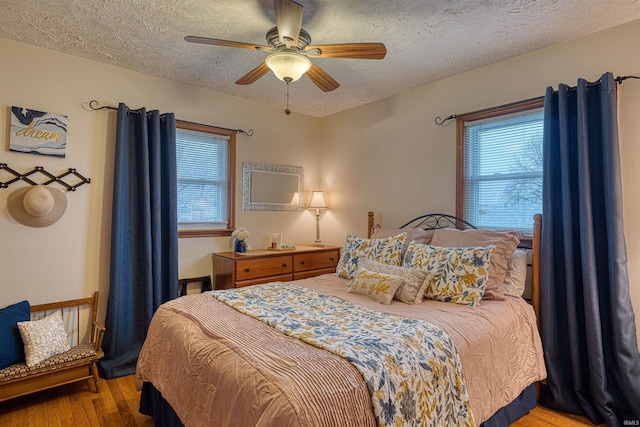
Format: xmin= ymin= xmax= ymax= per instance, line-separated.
xmin=135 ymin=212 xmax=546 ymax=427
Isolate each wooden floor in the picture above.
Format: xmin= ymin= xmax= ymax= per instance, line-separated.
xmin=0 ymin=375 xmax=600 ymax=427
xmin=0 ymin=375 xmax=153 ymax=427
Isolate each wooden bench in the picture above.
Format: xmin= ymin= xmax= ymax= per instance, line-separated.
xmin=0 ymin=292 xmax=105 ymax=402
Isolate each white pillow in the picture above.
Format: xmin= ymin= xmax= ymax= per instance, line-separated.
xmin=503 ymin=249 xmax=528 ymax=297
xmin=347 ymin=265 xmax=404 ymax=305
xmin=18 ymin=311 xmax=70 ymax=367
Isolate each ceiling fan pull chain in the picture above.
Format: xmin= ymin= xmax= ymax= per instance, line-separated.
xmin=285 ymin=78 xmax=292 ymax=115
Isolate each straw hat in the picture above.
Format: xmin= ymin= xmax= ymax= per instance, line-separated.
xmin=7 ymin=185 xmax=67 ymax=227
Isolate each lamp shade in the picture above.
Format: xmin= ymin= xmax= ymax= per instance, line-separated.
xmin=308 ymin=191 xmax=328 ymax=209
xmin=265 ymin=52 xmax=312 ymax=82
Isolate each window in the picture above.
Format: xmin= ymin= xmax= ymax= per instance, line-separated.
xmin=176 ymin=121 xmax=236 ymax=238
xmin=456 ymin=98 xmax=544 ymax=234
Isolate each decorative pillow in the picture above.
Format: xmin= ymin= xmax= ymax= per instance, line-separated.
xmin=359 ymin=258 xmax=432 ymax=304
xmin=430 ymin=228 xmax=521 ymax=299
xmin=347 ymin=266 xmax=404 ymax=305
xmin=403 ymin=242 xmax=495 ymax=306
xmin=18 ymin=311 xmax=70 ymax=367
xmin=370 ymin=226 xmax=433 ymax=256
xmin=503 ymin=249 xmax=528 ymax=297
xmin=336 ymin=233 xmax=406 ymax=279
xmin=0 ymin=301 xmax=30 ymax=369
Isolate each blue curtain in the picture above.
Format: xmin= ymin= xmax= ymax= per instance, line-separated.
xmin=100 ymin=103 xmax=179 ymax=379
xmin=540 ymin=72 xmax=640 ymax=426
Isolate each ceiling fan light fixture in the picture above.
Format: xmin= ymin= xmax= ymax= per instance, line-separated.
xmin=265 ymin=51 xmax=311 ymax=82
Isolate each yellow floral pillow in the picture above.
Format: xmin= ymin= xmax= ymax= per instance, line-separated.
xmin=402 ymin=242 xmax=495 ymax=306
xmin=336 ymin=233 xmax=406 ymax=279
xmin=347 ymin=266 xmax=404 ymax=305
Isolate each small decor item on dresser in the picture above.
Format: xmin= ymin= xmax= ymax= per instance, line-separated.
xmin=235 ymin=239 xmax=248 ymax=253
xmin=231 ymin=227 xmax=250 ymax=253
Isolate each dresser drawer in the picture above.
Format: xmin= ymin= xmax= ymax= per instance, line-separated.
xmin=293 ymin=249 xmax=339 ymax=273
xmin=236 ymin=256 xmax=293 ymax=281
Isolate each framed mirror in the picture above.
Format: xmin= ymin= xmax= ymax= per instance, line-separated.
xmin=242 ymin=163 xmax=303 ymax=211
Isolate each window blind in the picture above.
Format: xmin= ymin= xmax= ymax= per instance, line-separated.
xmin=463 ymin=109 xmax=543 ymax=233
xmin=176 ymin=128 xmax=229 ymax=227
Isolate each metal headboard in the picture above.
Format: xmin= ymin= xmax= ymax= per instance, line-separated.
xmin=398 ymin=213 xmax=477 ymax=231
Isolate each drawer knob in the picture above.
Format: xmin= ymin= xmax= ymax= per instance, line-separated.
xmin=282 ymin=263 xmax=288 ymax=267
xmin=244 ymin=268 xmax=251 ymax=272
xmin=329 ymin=257 xmax=335 ymax=262
xmin=300 ymin=261 xmax=306 ymax=265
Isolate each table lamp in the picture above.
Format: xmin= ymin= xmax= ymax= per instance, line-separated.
xmin=308 ymin=191 xmax=328 ymax=247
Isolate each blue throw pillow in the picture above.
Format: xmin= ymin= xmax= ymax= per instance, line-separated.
xmin=0 ymin=300 xmax=30 ymax=369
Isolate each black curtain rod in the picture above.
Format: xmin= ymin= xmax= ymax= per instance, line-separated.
xmin=615 ymin=75 xmax=640 ymax=84
xmin=85 ymin=100 xmax=253 ymax=137
xmin=434 ymin=74 xmax=639 ymax=126
xmin=434 ymin=94 xmax=543 ymax=126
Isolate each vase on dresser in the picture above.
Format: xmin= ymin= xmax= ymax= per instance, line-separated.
xmin=234 ymin=239 xmax=247 ymax=253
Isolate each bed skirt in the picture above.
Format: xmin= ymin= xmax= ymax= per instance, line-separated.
xmin=139 ymin=381 xmax=537 ymax=427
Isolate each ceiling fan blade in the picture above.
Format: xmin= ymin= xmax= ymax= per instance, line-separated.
xmin=236 ymin=63 xmax=271 ymax=85
xmin=305 ymin=43 xmax=387 ymax=59
xmin=274 ymin=0 xmax=303 ymax=47
xmin=305 ymin=63 xmax=340 ymax=92
xmin=185 ymin=36 xmax=270 ymax=51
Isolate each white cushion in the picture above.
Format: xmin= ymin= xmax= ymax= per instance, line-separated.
xmin=18 ymin=311 xmax=70 ymax=367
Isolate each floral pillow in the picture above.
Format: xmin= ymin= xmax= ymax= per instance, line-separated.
xmin=347 ymin=266 xmax=404 ymax=305
xmin=403 ymin=241 xmax=495 ymax=306
xmin=336 ymin=233 xmax=406 ymax=279
xmin=359 ymin=258 xmax=432 ymax=304
xmin=370 ymin=226 xmax=433 ymax=257
xmin=430 ymin=228 xmax=521 ymax=299
xmin=17 ymin=311 xmax=70 ymax=367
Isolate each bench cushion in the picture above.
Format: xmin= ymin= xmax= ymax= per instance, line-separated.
xmin=0 ymin=344 xmax=98 ymax=381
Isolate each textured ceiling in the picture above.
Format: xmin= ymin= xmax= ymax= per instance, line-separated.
xmin=1 ymin=1 xmax=639 ymax=117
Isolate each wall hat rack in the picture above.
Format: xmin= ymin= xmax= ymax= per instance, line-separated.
xmin=0 ymin=164 xmax=91 ymax=191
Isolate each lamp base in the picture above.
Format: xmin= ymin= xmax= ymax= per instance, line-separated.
xmin=312 ymin=241 xmax=325 ymax=247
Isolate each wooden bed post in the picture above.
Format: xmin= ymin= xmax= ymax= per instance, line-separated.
xmin=367 ymin=211 xmax=375 ymax=238
xmin=532 ymin=213 xmax=542 ymax=401
xmin=532 ymin=213 xmax=542 ymax=331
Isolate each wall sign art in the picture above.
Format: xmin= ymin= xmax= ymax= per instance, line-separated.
xmin=10 ymin=106 xmax=68 ymax=158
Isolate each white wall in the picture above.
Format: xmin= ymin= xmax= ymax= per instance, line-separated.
xmin=0 ymin=38 xmax=322 ymax=317
xmin=320 ymin=19 xmax=640 ymax=347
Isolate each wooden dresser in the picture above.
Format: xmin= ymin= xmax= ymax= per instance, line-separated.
xmin=212 ymin=245 xmax=340 ymax=289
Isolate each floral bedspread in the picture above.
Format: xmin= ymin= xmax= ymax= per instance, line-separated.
xmin=210 ymin=283 xmax=475 ymax=427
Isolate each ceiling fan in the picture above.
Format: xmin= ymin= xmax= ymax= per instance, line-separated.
xmin=185 ymin=0 xmax=387 ymax=93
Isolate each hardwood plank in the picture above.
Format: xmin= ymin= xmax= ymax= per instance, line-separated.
xmin=55 ymin=385 xmax=75 ymax=425
xmin=513 ymin=406 xmax=603 ymax=427
xmin=69 ymin=391 xmax=93 ymax=427
xmin=106 ymin=374 xmax=138 ymax=426
xmin=45 ymin=396 xmax=63 ymax=427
